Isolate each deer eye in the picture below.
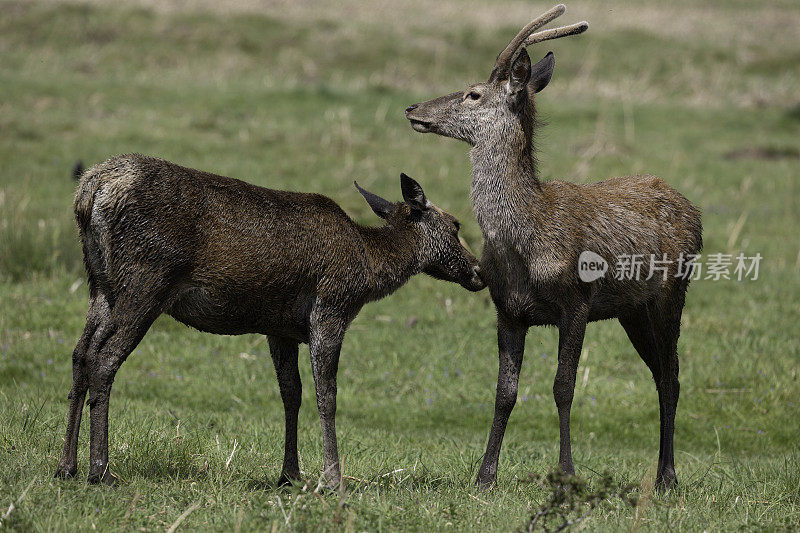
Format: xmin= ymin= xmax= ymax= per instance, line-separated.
xmin=466 ymin=91 xmax=481 ymax=101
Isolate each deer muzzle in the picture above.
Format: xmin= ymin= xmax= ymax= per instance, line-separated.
xmin=405 ymin=104 xmax=433 ymax=133
xmin=464 ymin=265 xmax=486 ymax=292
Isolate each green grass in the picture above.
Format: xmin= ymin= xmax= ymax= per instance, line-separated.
xmin=1 ymin=0 xmax=799 ymax=530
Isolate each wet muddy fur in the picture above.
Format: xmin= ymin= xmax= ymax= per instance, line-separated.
xmin=55 ymin=154 xmax=484 ymax=486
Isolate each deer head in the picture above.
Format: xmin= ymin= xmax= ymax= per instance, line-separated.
xmin=355 ymin=174 xmax=485 ymax=291
xmin=405 ymin=4 xmax=587 ymax=148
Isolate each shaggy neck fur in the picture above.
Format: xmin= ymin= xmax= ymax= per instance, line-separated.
xmin=469 ymin=98 xmax=540 ymax=239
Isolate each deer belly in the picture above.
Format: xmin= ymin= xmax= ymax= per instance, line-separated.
xmin=486 ymin=276 xmax=561 ymax=326
xmin=587 ymin=277 xmax=663 ymax=320
xmin=166 ymin=285 xmax=312 ymax=341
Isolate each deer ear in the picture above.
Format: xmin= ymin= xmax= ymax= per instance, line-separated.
xmin=400 ymin=173 xmax=429 ymax=212
xmin=354 ymin=181 xmax=394 ymax=219
xmin=509 ymin=48 xmax=532 ymax=95
xmin=530 ymin=51 xmax=555 ymax=94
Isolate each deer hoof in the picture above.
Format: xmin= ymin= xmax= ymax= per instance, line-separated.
xmin=654 ymin=472 xmax=677 ymax=493
xmin=276 ymin=472 xmax=302 ymax=488
xmin=53 ymin=464 xmax=77 ymax=480
xmin=87 ymin=469 xmax=118 ymax=486
xmin=474 ymin=474 xmax=497 ymax=491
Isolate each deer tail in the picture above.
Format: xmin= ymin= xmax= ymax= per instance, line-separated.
xmin=73 ymin=163 xmax=103 ymax=231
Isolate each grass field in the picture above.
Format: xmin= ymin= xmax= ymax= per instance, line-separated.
xmin=1 ymin=0 xmax=799 ymax=530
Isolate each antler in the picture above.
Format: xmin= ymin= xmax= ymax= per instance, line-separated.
xmin=489 ymin=4 xmax=588 ymax=81
xmin=524 ymin=20 xmax=588 ymax=46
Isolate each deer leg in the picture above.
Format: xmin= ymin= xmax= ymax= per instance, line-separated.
xmin=619 ymin=310 xmax=666 ymax=481
xmin=654 ymin=341 xmax=679 ymax=491
xmin=476 ymin=313 xmax=526 ymax=489
xmin=650 ymin=290 xmax=686 ymax=490
xmin=553 ymin=304 xmax=589 ymax=475
xmin=268 ymin=335 xmax=302 ymax=486
xmin=55 ymin=293 xmax=111 ymax=479
xmin=309 ymin=315 xmax=344 ymax=489
xmin=86 ymin=296 xmax=161 ymax=485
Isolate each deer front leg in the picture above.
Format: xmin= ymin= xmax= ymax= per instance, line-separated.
xmin=309 ymin=314 xmax=345 ymax=490
xmin=553 ymin=303 xmax=589 ymax=476
xmin=476 ymin=313 xmax=526 ymax=489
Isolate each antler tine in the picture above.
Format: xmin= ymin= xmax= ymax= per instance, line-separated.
xmin=490 ymin=4 xmax=566 ymax=81
xmin=523 ymin=21 xmax=588 ymax=46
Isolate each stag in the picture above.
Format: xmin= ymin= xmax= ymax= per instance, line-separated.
xmin=405 ymin=4 xmax=702 ymax=490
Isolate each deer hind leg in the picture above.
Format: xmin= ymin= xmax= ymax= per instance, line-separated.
xmin=650 ymin=285 xmax=687 ymax=490
xmin=55 ymin=292 xmax=111 ymax=479
xmin=85 ymin=288 xmax=166 ymax=484
xmin=553 ymin=303 xmax=589 ymax=476
xmin=619 ymin=309 xmax=666 ymax=483
xmin=620 ymin=290 xmax=685 ymax=491
xmin=267 ymin=335 xmax=302 ymax=486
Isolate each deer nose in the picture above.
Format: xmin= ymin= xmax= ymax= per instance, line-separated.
xmin=405 ymin=104 xmax=418 ymax=117
xmin=468 ymin=265 xmax=486 ymax=291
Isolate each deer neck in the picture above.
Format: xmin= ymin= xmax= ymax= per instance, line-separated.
xmin=469 ymin=121 xmax=540 ymax=242
xmin=358 ymin=224 xmax=421 ymax=301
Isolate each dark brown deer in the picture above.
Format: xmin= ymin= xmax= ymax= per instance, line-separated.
xmin=54 ymin=154 xmax=484 ymax=487
xmin=405 ymin=4 xmax=702 ymax=490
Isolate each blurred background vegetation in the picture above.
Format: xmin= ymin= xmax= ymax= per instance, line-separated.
xmin=1 ymin=0 xmax=798 ymax=530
